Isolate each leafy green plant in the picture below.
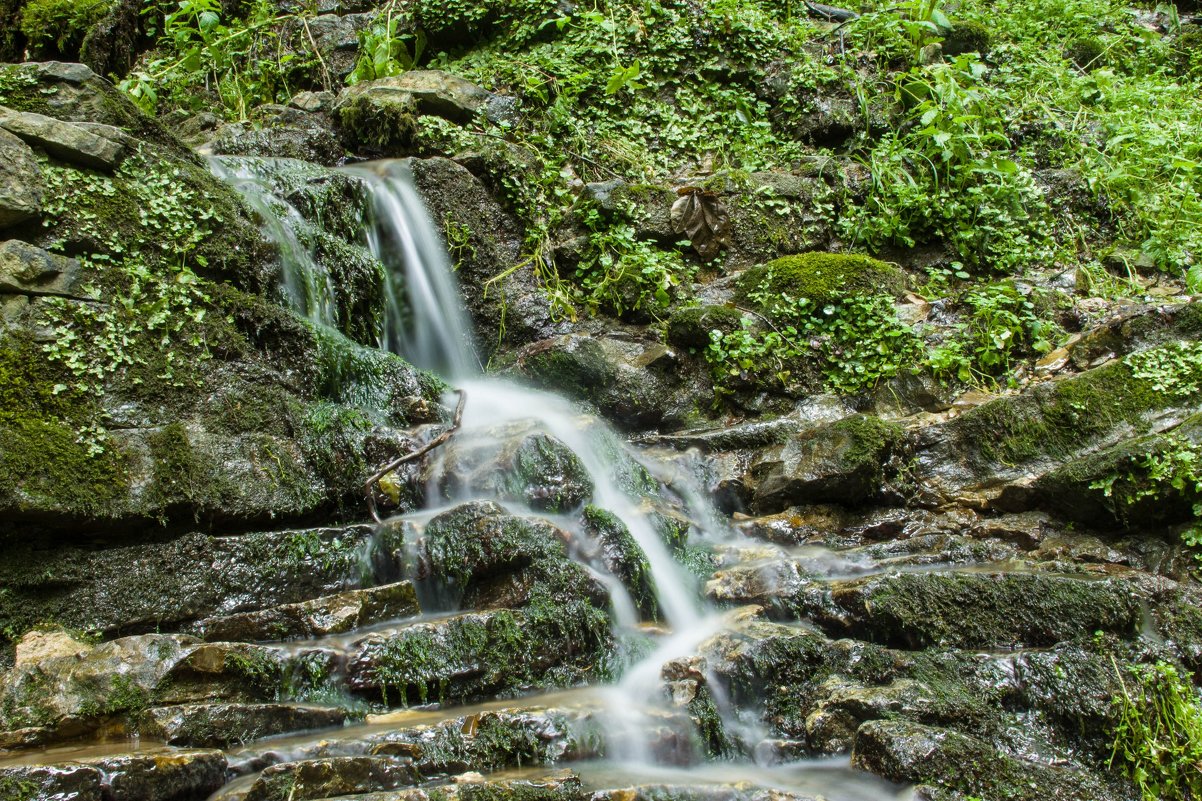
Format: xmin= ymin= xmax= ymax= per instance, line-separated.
xmin=347 ymin=2 xmax=426 ymax=85
xmin=19 ymin=0 xmax=111 ymax=58
xmin=120 ymin=0 xmax=305 ymax=119
xmin=1109 ymin=659 xmax=1202 ymax=801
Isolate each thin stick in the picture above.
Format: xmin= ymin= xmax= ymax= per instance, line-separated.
xmin=365 ymin=388 xmax=467 ymax=523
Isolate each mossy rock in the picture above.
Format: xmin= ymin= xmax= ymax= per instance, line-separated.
xmin=830 ymin=571 xmax=1141 ymax=650
xmin=945 ymin=344 xmax=1202 ymax=476
xmin=940 ymin=20 xmax=992 ymax=57
xmin=666 ymin=305 xmax=744 ymax=351
xmin=736 ymin=252 xmax=907 ymax=310
xmin=751 ymin=414 xmax=907 ymax=512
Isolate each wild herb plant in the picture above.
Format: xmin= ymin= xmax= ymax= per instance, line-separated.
xmin=1109 ymin=659 xmax=1202 ymax=801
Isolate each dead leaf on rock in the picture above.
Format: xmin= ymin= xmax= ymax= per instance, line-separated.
xmin=671 ymin=187 xmax=731 ymax=261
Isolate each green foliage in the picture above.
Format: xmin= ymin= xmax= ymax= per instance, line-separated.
xmin=707 ymin=285 xmax=924 ymax=397
xmin=845 ymin=53 xmax=1052 ymax=273
xmin=1090 ymin=433 xmax=1202 ymax=559
xmin=1127 ymin=341 xmax=1202 ymax=399
xmin=19 ymin=0 xmax=111 ymax=57
xmin=120 ymin=0 xmax=306 ymax=119
xmin=347 ymin=2 xmax=426 ymax=85
xmin=1109 ymin=659 xmax=1202 ymax=801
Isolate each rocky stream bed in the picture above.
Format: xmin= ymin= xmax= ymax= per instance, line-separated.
xmin=1 ymin=27 xmax=1201 ymax=801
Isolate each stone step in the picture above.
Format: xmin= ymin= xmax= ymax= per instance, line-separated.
xmin=0 ymin=747 xmax=226 ymax=801
xmin=140 ymin=703 xmax=362 ymax=748
xmin=186 ymin=581 xmax=421 ymax=643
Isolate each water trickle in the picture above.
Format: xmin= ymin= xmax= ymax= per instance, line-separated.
xmin=209 ymin=157 xmax=339 ymax=328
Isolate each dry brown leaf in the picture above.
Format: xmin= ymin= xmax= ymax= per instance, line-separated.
xmin=671 ymin=187 xmax=731 ymax=261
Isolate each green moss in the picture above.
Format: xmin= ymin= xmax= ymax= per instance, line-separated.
xmin=840 ymin=572 xmax=1140 ymax=649
xmin=0 ymin=776 xmax=40 ymax=801
xmin=736 ymin=252 xmax=907 ymax=309
xmin=20 ymin=0 xmax=112 ymax=59
xmin=338 ymin=96 xmax=419 ymax=155
xmin=942 ymin=21 xmax=992 ymax=57
xmin=666 ymin=305 xmax=744 ymax=350
xmin=957 ymin=352 xmax=1190 ymax=468
xmin=835 ymin=414 xmax=905 ymax=479
xmin=146 ymin=422 xmax=223 ymax=515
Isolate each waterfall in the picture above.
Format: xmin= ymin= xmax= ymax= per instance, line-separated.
xmin=214 ymin=157 xmax=906 ymax=799
xmin=346 ymin=161 xmax=480 ymax=378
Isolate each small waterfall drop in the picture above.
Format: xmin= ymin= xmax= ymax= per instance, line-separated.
xmin=209 ymin=157 xmax=339 ymax=328
xmin=213 ymin=156 xmax=908 ymax=799
xmin=346 ymin=161 xmax=480 ymax=378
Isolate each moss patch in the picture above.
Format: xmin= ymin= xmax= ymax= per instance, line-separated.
xmin=736 ymin=252 xmax=907 ymax=308
xmin=20 ymin=0 xmax=113 ymax=60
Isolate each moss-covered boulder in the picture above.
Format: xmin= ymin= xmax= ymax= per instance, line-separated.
xmin=826 ymin=571 xmax=1141 ymax=649
xmin=852 ymin=719 xmax=1120 ymax=801
xmin=736 ymin=253 xmax=907 ymax=309
xmin=508 ymin=334 xmax=702 ymax=432
xmin=749 ymin=415 xmax=906 ymax=513
xmin=666 ymin=305 xmax=744 ymax=351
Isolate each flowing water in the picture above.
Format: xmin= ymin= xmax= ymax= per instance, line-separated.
xmin=189 ymin=156 xmax=911 ymax=800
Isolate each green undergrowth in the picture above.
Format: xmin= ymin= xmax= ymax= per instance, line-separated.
xmin=1109 ymin=659 xmax=1202 ymax=801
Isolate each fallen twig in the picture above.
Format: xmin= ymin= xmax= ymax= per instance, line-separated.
xmin=365 ymin=388 xmax=467 ymax=523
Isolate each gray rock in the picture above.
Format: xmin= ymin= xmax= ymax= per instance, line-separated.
xmin=749 ymin=415 xmax=906 ymax=512
xmin=507 ymin=334 xmax=701 ymax=432
xmin=0 ymin=763 xmax=104 ymax=801
xmin=335 ymin=71 xmax=516 ymax=152
xmin=141 ymin=703 xmax=359 ymax=747
xmin=290 ymin=91 xmax=337 ymax=113
xmin=73 ymin=748 xmax=227 ymax=801
xmin=0 ymin=129 xmax=43 ymax=228
xmin=0 ymin=240 xmax=81 ymax=296
xmin=0 ymin=108 xmax=126 ymax=170
xmin=212 ymin=121 xmax=346 ymax=166
xmin=188 ymin=581 xmax=420 ymax=642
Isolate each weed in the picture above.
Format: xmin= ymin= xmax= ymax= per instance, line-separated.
xmin=1109 ymin=659 xmax=1202 ymax=801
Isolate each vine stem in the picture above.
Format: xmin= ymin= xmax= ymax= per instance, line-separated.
xmin=364 ymin=388 xmax=467 ymax=524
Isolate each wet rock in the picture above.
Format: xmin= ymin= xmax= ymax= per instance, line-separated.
xmin=0 ymin=762 xmax=103 ymax=801
xmin=852 ymin=719 xmax=1117 ymax=801
xmin=13 ymin=629 xmax=92 ymax=667
xmin=0 ymin=524 xmax=398 ymax=652
xmin=188 ymin=581 xmax=420 ymax=643
xmin=805 ymin=678 xmax=938 ymax=753
xmin=826 ymin=571 xmax=1142 ymax=649
xmin=0 ymin=129 xmax=43 ymax=228
xmin=335 ymin=71 xmax=516 ymax=153
xmin=429 ymin=426 xmax=594 ymax=514
xmin=0 ymin=108 xmax=126 ymax=170
xmin=0 ymin=240 xmax=81 ymax=296
xmin=243 ymin=756 xmax=417 ymax=801
xmin=0 ymin=634 xmax=197 ymax=734
xmin=161 ymin=642 xmax=287 ymax=705
xmin=212 ymin=120 xmax=346 ymax=166
xmin=581 ymin=505 xmax=660 ymax=620
xmin=75 ymin=748 xmax=227 ymax=801
xmin=749 ymin=415 xmax=906 ymax=512
xmin=508 ymin=334 xmax=701 ymax=432
xmin=141 ymin=703 xmax=359 ymax=748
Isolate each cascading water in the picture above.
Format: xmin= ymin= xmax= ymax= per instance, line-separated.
xmin=208 ymin=157 xmax=339 ymax=328
xmin=204 ymin=156 xmax=910 ymax=801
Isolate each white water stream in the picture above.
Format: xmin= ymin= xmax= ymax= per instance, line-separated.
xmin=209 ymin=156 xmax=910 ymax=800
